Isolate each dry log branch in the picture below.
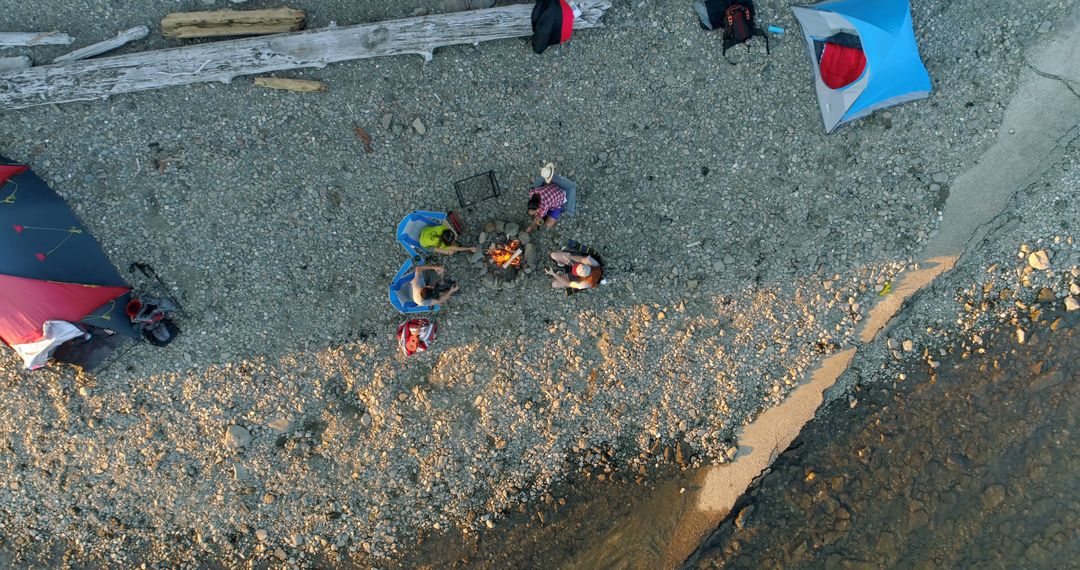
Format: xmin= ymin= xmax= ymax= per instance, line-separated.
xmin=0 ymin=32 xmax=74 ymax=48
xmin=162 ymin=8 xmax=306 ymax=39
xmin=253 ymin=77 xmax=326 ymax=92
xmin=53 ymin=26 xmax=150 ymax=64
xmin=0 ymin=0 xmax=610 ymax=111
xmin=0 ymin=57 xmax=31 ymax=74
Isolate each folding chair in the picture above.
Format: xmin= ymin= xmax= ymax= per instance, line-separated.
xmin=396 ymin=210 xmax=448 ymax=261
xmin=532 ymin=174 xmax=579 ymax=216
xmin=388 ymin=259 xmax=440 ymax=314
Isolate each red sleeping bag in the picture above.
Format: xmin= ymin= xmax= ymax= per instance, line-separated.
xmin=819 ymin=42 xmax=866 ymax=89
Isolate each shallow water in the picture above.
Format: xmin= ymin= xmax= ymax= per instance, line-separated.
xmin=685 ymin=309 xmax=1080 ymax=569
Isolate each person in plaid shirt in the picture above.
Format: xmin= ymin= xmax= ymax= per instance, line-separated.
xmin=525 ymin=163 xmax=567 ymax=233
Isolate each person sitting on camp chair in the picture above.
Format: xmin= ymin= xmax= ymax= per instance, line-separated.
xmin=419 ymin=223 xmax=477 ymax=256
xmin=411 ymin=264 xmax=459 ymax=306
xmin=525 ymin=163 xmax=568 ymax=233
xmin=544 ymin=251 xmax=603 ymax=290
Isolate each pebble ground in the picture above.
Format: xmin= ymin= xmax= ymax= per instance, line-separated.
xmin=0 ymin=0 xmax=1076 ymax=566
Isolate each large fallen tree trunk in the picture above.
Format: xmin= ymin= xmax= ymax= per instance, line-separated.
xmin=0 ymin=0 xmax=611 ymax=111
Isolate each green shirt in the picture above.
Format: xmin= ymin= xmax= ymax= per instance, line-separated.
xmin=419 ymin=226 xmax=447 ymax=249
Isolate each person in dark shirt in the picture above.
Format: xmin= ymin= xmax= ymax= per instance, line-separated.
xmin=410 ymin=265 xmax=459 ymax=306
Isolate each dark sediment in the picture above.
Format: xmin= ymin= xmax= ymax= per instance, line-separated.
xmin=390 ymin=463 xmax=687 ymax=569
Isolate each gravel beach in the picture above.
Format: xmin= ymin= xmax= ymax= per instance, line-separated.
xmin=0 ymin=0 xmax=1077 ymax=566
xmin=392 ymin=154 xmax=1080 ymax=568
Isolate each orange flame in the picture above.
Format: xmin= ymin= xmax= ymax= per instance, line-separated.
xmin=488 ymin=240 xmax=523 ymax=268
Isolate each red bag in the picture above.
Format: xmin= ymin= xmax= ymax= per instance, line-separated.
xmin=397 ymin=318 xmax=437 ymax=356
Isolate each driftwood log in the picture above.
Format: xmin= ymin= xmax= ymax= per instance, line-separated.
xmin=412 ymin=0 xmax=497 ymax=17
xmin=53 ymin=26 xmax=150 ymax=64
xmin=253 ymin=77 xmax=327 ymax=92
xmin=0 ymin=0 xmax=610 ymax=111
xmin=161 ymin=8 xmax=306 ymax=39
xmin=0 ymin=32 xmax=74 ymax=48
xmin=0 ymin=56 xmax=31 ymax=74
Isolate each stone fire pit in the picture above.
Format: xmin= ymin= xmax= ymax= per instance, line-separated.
xmin=471 ymin=219 xmax=537 ymax=290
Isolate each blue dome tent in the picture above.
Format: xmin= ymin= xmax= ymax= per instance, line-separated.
xmin=792 ymin=0 xmax=932 ymax=133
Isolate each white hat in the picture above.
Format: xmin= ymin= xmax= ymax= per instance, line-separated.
xmin=540 ymin=162 xmax=555 ymax=184
xmin=572 ymin=263 xmax=591 ymax=277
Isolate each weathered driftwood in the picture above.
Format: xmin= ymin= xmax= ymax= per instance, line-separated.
xmin=412 ymin=0 xmax=496 ymax=17
xmin=52 ymin=26 xmax=150 ymax=64
xmin=161 ymin=8 xmax=306 ymax=39
xmin=0 ymin=32 xmax=74 ymax=48
xmin=253 ymin=77 xmax=326 ymax=92
xmin=0 ymin=56 xmax=31 ymax=73
xmin=0 ymin=0 xmax=611 ymax=111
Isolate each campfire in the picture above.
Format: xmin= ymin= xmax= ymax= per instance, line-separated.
xmin=471 ymin=219 xmax=536 ymax=290
xmin=488 ymin=239 xmax=523 ymax=269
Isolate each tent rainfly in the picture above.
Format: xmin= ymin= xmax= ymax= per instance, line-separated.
xmin=792 ymin=0 xmax=931 ymax=133
xmin=0 ymin=158 xmax=137 ymax=368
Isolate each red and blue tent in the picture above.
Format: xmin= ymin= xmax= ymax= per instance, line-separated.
xmin=0 ymin=157 xmax=136 ymax=359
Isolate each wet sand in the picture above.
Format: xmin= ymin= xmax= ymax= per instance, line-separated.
xmin=389 ymin=464 xmax=686 ymax=569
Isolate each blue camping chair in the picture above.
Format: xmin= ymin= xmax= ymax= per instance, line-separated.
xmin=388 ymin=259 xmax=440 ymax=314
xmin=396 ymin=210 xmax=448 ymax=261
xmin=532 ymin=175 xmax=578 ymax=216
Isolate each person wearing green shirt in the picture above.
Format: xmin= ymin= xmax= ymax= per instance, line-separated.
xmin=419 ymin=225 xmax=477 ymax=256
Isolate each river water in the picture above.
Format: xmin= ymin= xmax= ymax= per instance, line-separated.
xmin=685 ymin=308 xmax=1080 ymax=569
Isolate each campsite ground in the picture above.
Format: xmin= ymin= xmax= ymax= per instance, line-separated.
xmin=0 ymin=0 xmax=1078 ymax=567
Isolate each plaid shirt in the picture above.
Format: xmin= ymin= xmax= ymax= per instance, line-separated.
xmin=529 ymin=184 xmax=567 ymax=218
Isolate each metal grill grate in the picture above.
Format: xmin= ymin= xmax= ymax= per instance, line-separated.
xmin=453 ymin=170 xmax=500 ymax=208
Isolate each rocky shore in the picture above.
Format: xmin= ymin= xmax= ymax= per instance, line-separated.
xmin=686 ymin=312 xmax=1079 ymax=569
xmin=0 ymin=0 xmax=1077 ymax=567
xmin=684 ymin=150 xmax=1080 ymax=567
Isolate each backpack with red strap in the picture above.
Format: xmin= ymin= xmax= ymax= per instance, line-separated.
xmin=694 ymin=0 xmax=769 ymax=61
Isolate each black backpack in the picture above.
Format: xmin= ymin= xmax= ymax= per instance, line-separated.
xmin=531 ymin=0 xmax=573 ymax=54
xmin=694 ymin=0 xmax=769 ymax=60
